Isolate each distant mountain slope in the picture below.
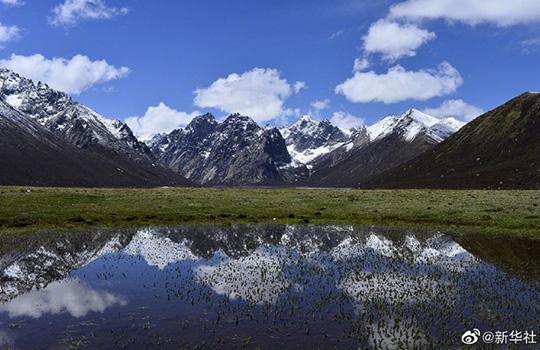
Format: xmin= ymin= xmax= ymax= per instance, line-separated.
xmin=298 ymin=109 xmax=464 ymax=188
xmin=0 ymin=68 xmax=154 ymax=163
xmin=279 ymin=116 xmax=350 ymax=165
xmin=0 ymin=100 xmax=194 ymax=187
xmin=0 ymin=68 xmax=193 ymax=187
xmin=362 ymin=92 xmax=540 ymax=189
xmin=149 ymin=113 xmax=291 ymax=186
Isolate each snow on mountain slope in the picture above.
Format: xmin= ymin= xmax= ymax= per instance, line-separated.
xmin=427 ymin=117 xmax=466 ymax=142
xmin=367 ymin=109 xmax=465 ymax=143
xmin=0 ymin=67 xmax=154 ymax=162
xmin=368 ymin=109 xmax=439 ymax=141
xmin=150 ymin=113 xmax=291 ymax=185
xmin=279 ymin=115 xmax=350 ymax=165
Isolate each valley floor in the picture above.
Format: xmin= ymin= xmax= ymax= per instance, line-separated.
xmin=0 ymin=186 xmax=539 ymax=237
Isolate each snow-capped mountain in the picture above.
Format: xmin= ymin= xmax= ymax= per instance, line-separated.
xmin=0 ymin=67 xmax=153 ymax=162
xmin=367 ymin=109 xmax=465 ymax=143
xmin=149 ymin=113 xmax=292 ymax=185
xmin=363 ymin=92 xmax=540 ymax=189
xmin=279 ymin=116 xmax=350 ymax=165
xmin=298 ymin=109 xmax=464 ymax=188
xmin=0 ymin=67 xmax=471 ymax=188
xmin=427 ymin=117 xmax=466 ymax=142
xmin=0 ymin=67 xmax=193 ymax=187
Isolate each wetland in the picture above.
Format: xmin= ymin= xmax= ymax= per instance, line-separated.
xmin=1 ymin=224 xmax=539 ymax=349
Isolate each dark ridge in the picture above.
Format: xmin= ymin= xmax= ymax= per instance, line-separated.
xmin=361 ymin=92 xmax=540 ymax=189
xmin=0 ymin=101 xmax=195 ymax=188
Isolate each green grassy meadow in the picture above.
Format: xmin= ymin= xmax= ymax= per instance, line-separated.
xmin=1 ymin=186 xmax=539 ymax=236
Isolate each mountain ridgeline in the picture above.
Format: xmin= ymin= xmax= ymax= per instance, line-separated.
xmin=362 ymin=92 xmax=540 ymax=189
xmin=0 ymin=68 xmax=194 ymax=187
xmin=1 ymin=67 xmax=537 ymax=189
xmin=148 ymin=113 xmax=291 ymax=186
xmin=147 ymin=109 xmax=465 ymax=186
xmin=297 ymin=109 xmax=464 ymax=188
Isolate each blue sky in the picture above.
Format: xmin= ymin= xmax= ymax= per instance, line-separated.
xmin=1 ymin=0 xmax=539 ymax=139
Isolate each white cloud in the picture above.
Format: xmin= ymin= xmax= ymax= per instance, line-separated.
xmin=520 ymin=38 xmax=540 ymax=53
xmin=293 ymin=81 xmax=307 ymax=94
xmin=49 ymin=0 xmax=128 ymax=27
xmin=311 ymin=99 xmax=330 ymax=111
xmin=363 ymin=19 xmax=436 ymax=61
xmin=125 ymin=103 xmax=201 ymax=141
xmin=335 ymin=62 xmax=462 ymax=104
xmin=330 ymin=111 xmax=365 ymax=130
xmin=0 ymin=22 xmax=20 ymax=43
xmin=353 ymin=58 xmax=370 ymax=73
xmin=284 ymin=108 xmax=301 ymax=118
xmin=1 ymin=0 xmax=23 ymax=6
xmin=521 ymin=38 xmax=540 ymax=46
xmin=423 ymin=99 xmax=484 ymax=122
xmin=389 ymin=0 xmax=540 ymax=27
xmin=329 ymin=29 xmax=344 ymax=40
xmin=0 ymin=53 xmax=130 ymax=95
xmin=193 ymin=68 xmax=294 ymax=124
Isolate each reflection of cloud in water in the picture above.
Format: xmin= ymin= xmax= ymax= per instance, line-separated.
xmin=334 ymin=234 xmax=473 ymax=348
xmin=0 ymin=330 xmax=13 ymax=347
xmin=336 ymin=234 xmax=468 ymax=303
xmin=124 ymin=229 xmax=199 ymax=269
xmin=339 ymin=270 xmax=449 ymax=304
xmin=194 ymin=248 xmax=290 ymax=304
xmin=0 ymin=279 xmax=126 ymax=318
xmin=1 ymin=235 xmax=125 ymax=302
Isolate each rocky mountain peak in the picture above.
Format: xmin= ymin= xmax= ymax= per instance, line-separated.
xmin=0 ymin=68 xmax=72 ymax=122
xmin=0 ymin=67 xmax=156 ymax=162
xmin=186 ymin=112 xmax=219 ymax=140
xmin=281 ymin=115 xmax=349 ymax=163
xmin=150 ymin=112 xmax=291 ymax=185
xmin=221 ymin=113 xmax=260 ymax=133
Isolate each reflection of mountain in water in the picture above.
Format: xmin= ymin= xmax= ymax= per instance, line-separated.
xmin=2 ymin=225 xmax=538 ymax=304
xmin=0 ymin=224 xmax=478 ymax=305
xmin=194 ymin=248 xmax=291 ymax=304
xmin=124 ymin=228 xmax=199 ymax=269
xmin=1 ymin=224 xmax=539 ymax=349
xmin=0 ymin=229 xmax=133 ymax=302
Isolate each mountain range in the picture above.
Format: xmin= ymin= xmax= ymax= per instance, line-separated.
xmin=0 ymin=68 xmax=193 ymax=187
xmin=297 ymin=109 xmax=465 ymax=188
xmin=148 ymin=113 xmax=291 ymax=186
xmin=1 ymin=67 xmax=537 ymax=189
xmin=362 ymin=92 xmax=540 ymax=189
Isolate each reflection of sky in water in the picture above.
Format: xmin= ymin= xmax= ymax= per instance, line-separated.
xmin=124 ymin=228 xmax=198 ymax=269
xmin=194 ymin=247 xmax=291 ymax=304
xmin=0 ymin=278 xmax=126 ymax=318
xmin=0 ymin=225 xmax=539 ymax=349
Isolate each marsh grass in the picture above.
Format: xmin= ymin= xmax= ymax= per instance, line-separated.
xmin=0 ymin=186 xmax=539 ymax=236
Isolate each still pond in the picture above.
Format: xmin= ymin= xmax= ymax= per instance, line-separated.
xmin=0 ymin=224 xmax=539 ymax=349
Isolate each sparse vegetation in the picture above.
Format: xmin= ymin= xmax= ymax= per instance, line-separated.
xmin=0 ymin=186 xmax=539 ymax=236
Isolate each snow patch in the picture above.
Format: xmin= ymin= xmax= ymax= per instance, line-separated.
xmin=5 ymin=94 xmax=23 ymax=108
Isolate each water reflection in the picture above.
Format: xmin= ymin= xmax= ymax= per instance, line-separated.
xmin=0 ymin=224 xmax=538 ymax=349
xmin=0 ymin=279 xmax=126 ymax=318
xmin=124 ymin=228 xmax=198 ymax=269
